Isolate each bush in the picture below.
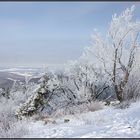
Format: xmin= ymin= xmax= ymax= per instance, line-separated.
xmin=86 ymin=101 xmax=104 ymax=112
xmin=0 ymin=119 xmax=29 ymax=138
xmin=51 ymin=101 xmax=104 ymax=118
xmin=0 ymin=97 xmax=29 ymax=138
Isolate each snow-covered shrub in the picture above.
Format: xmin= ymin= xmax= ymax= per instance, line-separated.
xmin=0 ymin=88 xmax=10 ymax=99
xmin=86 ymin=101 xmax=104 ymax=112
xmin=10 ymin=81 xmax=38 ymax=106
xmin=0 ymin=97 xmax=30 ymax=138
xmin=115 ymin=101 xmax=131 ymax=109
xmin=0 ymin=81 xmax=38 ymax=137
xmin=52 ymin=104 xmax=87 ymax=117
xmin=51 ymin=101 xmax=104 ymax=118
xmin=0 ymin=119 xmax=29 ymax=138
xmin=0 ymin=97 xmax=17 ymax=129
xmin=123 ymin=70 xmax=140 ymax=101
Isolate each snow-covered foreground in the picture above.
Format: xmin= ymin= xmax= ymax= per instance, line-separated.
xmin=23 ymin=101 xmax=140 ymax=138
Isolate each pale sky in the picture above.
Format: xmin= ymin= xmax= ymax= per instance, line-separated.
xmin=0 ymin=2 xmax=140 ymax=67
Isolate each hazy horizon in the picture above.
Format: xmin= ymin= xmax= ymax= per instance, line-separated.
xmin=0 ymin=2 xmax=140 ymax=67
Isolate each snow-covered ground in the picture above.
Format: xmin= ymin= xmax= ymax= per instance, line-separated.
xmin=23 ymin=101 xmax=140 ymax=138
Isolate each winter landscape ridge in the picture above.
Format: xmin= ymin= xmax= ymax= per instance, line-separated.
xmin=0 ymin=3 xmax=140 ymax=138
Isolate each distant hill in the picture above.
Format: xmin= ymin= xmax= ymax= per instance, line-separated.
xmin=0 ymin=71 xmax=41 ymax=90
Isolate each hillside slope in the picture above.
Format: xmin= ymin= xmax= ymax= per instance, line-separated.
xmin=23 ymin=101 xmax=140 ymax=138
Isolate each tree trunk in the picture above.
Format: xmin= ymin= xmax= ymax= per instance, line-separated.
xmin=114 ymin=85 xmax=123 ymax=102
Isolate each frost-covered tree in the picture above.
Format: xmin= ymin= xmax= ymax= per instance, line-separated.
xmin=83 ymin=5 xmax=140 ymax=102
xmin=15 ymin=74 xmax=51 ymax=118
